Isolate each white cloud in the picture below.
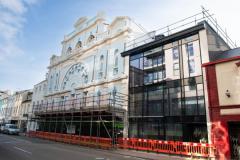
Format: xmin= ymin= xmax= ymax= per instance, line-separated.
xmin=0 ymin=0 xmax=38 ymax=62
xmin=23 ymin=0 xmax=39 ymax=5
xmin=0 ymin=0 xmax=26 ymax=14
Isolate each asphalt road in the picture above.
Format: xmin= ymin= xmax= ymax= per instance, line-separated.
xmin=0 ymin=134 xmax=146 ymax=160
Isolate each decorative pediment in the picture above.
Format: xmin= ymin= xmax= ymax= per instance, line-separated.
xmin=108 ymin=16 xmax=129 ymax=28
xmin=74 ymin=17 xmax=87 ymax=29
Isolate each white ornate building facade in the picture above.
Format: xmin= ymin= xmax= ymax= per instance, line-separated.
xmin=30 ymin=13 xmax=144 ymax=138
xmin=44 ymin=12 xmax=143 ymax=104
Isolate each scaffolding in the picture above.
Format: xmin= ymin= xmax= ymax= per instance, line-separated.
xmin=27 ymin=91 xmax=217 ymax=158
xmin=28 ymin=92 xmax=128 ymax=147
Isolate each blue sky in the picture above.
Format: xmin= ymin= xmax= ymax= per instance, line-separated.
xmin=0 ymin=0 xmax=240 ymax=91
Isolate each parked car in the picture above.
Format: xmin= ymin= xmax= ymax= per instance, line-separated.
xmin=3 ymin=124 xmax=20 ymax=135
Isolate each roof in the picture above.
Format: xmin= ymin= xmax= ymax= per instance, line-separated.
xmin=108 ymin=16 xmax=130 ymax=28
xmin=74 ymin=17 xmax=87 ymax=28
xmin=121 ymin=20 xmax=233 ymax=57
xmin=34 ymin=79 xmax=47 ymax=87
xmin=121 ymin=22 xmax=206 ymax=57
xmin=202 ymin=47 xmax=240 ymax=67
xmin=213 ymin=47 xmax=240 ymax=60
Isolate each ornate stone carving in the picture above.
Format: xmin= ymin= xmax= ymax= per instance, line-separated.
xmin=61 ymin=63 xmax=88 ymax=90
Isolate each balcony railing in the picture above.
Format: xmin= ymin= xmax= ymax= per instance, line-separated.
xmin=125 ymin=7 xmax=237 ymax=51
xmin=32 ymin=92 xmax=128 ymax=114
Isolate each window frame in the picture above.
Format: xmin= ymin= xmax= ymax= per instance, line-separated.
xmin=173 ymin=62 xmax=180 ymax=76
xmin=172 ymin=46 xmax=179 ymax=60
xmin=186 ymin=43 xmax=194 ymax=57
xmin=188 ymin=59 xmax=195 ymax=74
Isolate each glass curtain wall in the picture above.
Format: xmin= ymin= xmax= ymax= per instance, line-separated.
xmin=129 ymin=41 xmax=207 ymax=142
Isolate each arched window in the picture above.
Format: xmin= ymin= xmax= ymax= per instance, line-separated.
xmin=114 ymin=49 xmax=118 ymax=67
xmin=97 ymin=90 xmax=101 ymax=96
xmin=61 ymin=63 xmax=88 ymax=91
xmin=49 ymin=75 xmax=53 ymax=91
xmin=100 ymin=55 xmax=104 ymax=71
xmin=112 ymin=86 xmax=117 ymax=96
xmin=75 ymin=41 xmax=82 ymax=49
xmin=55 ymin=73 xmax=59 ymax=90
xmin=88 ymin=33 xmax=95 ymax=42
xmin=97 ymin=90 xmax=101 ymax=104
xmin=99 ymin=55 xmax=104 ymax=79
xmin=113 ymin=49 xmax=119 ymax=75
xmin=112 ymin=87 xmax=117 ymax=105
xmin=67 ymin=46 xmax=72 ymax=54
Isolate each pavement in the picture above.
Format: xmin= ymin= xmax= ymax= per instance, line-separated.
xmin=0 ymin=133 xmax=187 ymax=160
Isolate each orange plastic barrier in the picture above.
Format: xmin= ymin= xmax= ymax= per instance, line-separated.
xmin=27 ymin=131 xmax=215 ymax=158
xmin=28 ymin=131 xmax=113 ymax=149
xmin=117 ymin=138 xmax=216 ymax=158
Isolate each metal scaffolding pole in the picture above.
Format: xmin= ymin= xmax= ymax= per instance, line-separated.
xmin=29 ymin=92 xmax=127 ymax=141
xmin=43 ymin=102 xmax=48 ymax=132
xmin=79 ymin=112 xmax=82 ymax=136
xmin=70 ymin=101 xmax=74 ymax=135
xmin=48 ymin=102 xmax=53 ymax=132
xmin=54 ymin=102 xmax=59 ymax=133
xmin=89 ymin=96 xmax=94 ymax=138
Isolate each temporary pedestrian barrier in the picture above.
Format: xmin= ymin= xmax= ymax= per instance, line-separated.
xmin=117 ymin=138 xmax=216 ymax=158
xmin=28 ymin=131 xmax=113 ymax=149
xmin=27 ymin=131 xmax=216 ymax=158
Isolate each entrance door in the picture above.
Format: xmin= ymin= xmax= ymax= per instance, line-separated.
xmin=229 ymin=122 xmax=240 ymax=159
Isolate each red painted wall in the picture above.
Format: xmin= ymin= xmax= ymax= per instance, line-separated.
xmin=203 ymin=54 xmax=240 ymax=159
xmin=205 ymin=65 xmax=230 ymax=160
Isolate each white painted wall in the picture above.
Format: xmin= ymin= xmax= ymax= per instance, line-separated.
xmin=216 ymin=60 xmax=240 ymax=106
xmin=45 ymin=14 xmax=143 ymax=101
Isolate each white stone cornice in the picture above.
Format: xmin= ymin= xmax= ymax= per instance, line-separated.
xmin=45 ymin=74 xmax=128 ymax=97
xmin=63 ymin=18 xmax=104 ymax=43
xmin=48 ymin=28 xmax=131 ymax=69
xmin=75 ymin=74 xmax=128 ymax=90
xmin=45 ymin=89 xmax=70 ymax=97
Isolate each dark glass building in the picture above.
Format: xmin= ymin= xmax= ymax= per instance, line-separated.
xmin=121 ymin=21 xmax=231 ymax=142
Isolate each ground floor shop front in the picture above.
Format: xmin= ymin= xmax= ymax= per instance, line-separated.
xmin=129 ymin=116 xmax=207 ymax=142
xmin=210 ymin=106 xmax=240 ymax=160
